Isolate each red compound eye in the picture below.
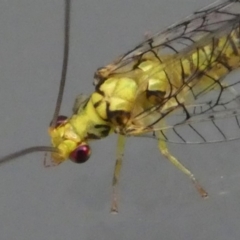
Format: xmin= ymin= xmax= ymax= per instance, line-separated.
xmin=69 ymin=144 xmax=91 ymax=163
xmin=50 ymin=115 xmax=68 ymax=128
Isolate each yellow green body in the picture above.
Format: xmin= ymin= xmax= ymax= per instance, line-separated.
xmin=49 ymin=27 xmax=240 ymax=164
xmin=46 ymin=0 xmax=240 ymax=212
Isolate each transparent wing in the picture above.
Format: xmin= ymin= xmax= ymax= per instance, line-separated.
xmin=126 ymin=72 xmax=240 ymax=144
xmin=94 ymin=0 xmax=240 ymax=84
xmin=151 ymin=91 xmax=240 ymax=144
xmin=118 ymin=0 xmax=240 ymax=144
xmin=94 ymin=0 xmax=240 ymax=144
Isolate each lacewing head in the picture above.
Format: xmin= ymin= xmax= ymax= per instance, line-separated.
xmin=48 ymin=115 xmax=91 ymax=165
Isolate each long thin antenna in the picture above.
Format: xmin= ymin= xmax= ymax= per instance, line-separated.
xmin=0 ymin=147 xmax=59 ymax=165
xmin=51 ymin=0 xmax=71 ymax=128
xmin=0 ymin=1 xmax=70 ymax=164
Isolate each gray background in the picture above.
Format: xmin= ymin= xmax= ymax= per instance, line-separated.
xmin=0 ymin=0 xmax=239 ymax=239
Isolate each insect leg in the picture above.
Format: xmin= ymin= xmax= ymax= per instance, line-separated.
xmin=111 ymin=134 xmax=126 ymax=213
xmin=158 ymin=135 xmax=208 ymax=198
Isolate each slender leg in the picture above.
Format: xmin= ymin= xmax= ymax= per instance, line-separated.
xmin=158 ymin=138 xmax=208 ymax=198
xmin=111 ymin=134 xmax=126 ymax=213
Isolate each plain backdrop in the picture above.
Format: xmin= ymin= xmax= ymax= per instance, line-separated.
xmin=0 ymin=0 xmax=240 ymax=240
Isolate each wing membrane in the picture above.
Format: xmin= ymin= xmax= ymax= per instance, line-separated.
xmin=153 ymin=93 xmax=240 ymax=144
xmin=127 ymin=63 xmax=240 ymax=144
xmin=95 ymin=0 xmax=240 ymax=83
xmin=128 ymin=1 xmax=240 ymax=144
xmin=96 ymin=0 xmax=240 ymax=144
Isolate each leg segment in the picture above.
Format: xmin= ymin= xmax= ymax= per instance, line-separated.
xmin=158 ymin=138 xmax=208 ymax=198
xmin=111 ymin=134 xmax=126 ymax=213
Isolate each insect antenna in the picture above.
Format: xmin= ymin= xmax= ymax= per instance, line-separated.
xmin=50 ymin=0 xmax=71 ymax=128
xmin=0 ymin=147 xmax=59 ymax=165
xmin=0 ymin=0 xmax=71 ymax=164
